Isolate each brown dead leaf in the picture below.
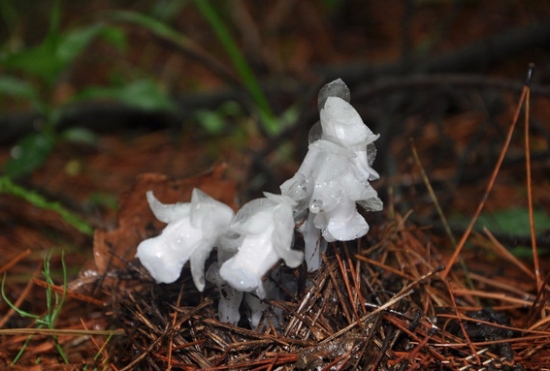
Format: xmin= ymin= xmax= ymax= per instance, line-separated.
xmin=90 ymin=163 xmax=237 ymax=275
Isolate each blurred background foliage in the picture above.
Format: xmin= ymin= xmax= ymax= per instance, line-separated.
xmin=1 ymin=0 xmax=549 ymax=242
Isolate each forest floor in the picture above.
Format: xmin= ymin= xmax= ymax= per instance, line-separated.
xmin=1 ymin=1 xmax=550 ymax=369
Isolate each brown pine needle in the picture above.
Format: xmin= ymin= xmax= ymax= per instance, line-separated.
xmin=523 ymin=80 xmax=541 ymax=290
xmin=335 ymin=255 xmax=361 ymax=330
xmin=482 ymin=227 xmax=535 ymax=279
xmin=0 ymin=249 xmax=31 ymax=275
xmin=441 ymin=79 xmax=530 ymax=279
xmin=410 ymin=140 xmax=457 ymax=247
xmin=444 ymin=279 xmax=481 ymax=365
xmin=355 ymin=255 xmax=416 ymax=281
xmin=322 ymin=252 xmax=353 ymax=325
xmin=451 ymin=288 xmax=549 ymax=308
xmin=32 ymin=278 xmax=105 ymax=306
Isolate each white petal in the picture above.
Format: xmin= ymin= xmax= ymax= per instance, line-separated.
xmin=138 ymin=189 xmax=233 ymax=290
xmin=135 ymin=237 xmax=185 ymax=283
xmin=219 ymin=225 xmax=279 ymax=298
xmin=135 ymin=218 xmax=197 ymax=284
xmin=324 ymin=208 xmax=369 ymax=242
xmin=190 ymin=188 xmax=234 ymax=230
xmin=146 ymin=191 xmax=191 ymax=224
xmin=231 ymin=199 xmax=272 ymax=235
xmin=321 ymin=96 xmax=378 ymax=148
xmin=270 ymin=199 xmax=303 ymax=268
xmin=358 ymin=196 xmax=384 ymax=212
xmin=263 ymin=192 xmax=296 ymax=208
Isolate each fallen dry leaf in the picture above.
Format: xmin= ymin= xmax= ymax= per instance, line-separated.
xmin=91 ymin=163 xmax=237 ymax=275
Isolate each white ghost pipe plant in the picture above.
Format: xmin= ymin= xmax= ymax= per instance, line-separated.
xmin=219 ymin=193 xmax=303 ymax=299
xmin=135 ymin=188 xmax=234 ymax=291
xmin=134 ymin=78 xmax=382 ymax=327
xmin=281 ymin=80 xmax=383 ymax=272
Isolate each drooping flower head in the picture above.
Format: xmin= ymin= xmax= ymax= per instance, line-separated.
xmin=135 ymin=188 xmax=234 ymax=291
xmin=219 ymin=193 xmax=303 ymax=298
xmin=281 ymin=79 xmax=383 ymax=271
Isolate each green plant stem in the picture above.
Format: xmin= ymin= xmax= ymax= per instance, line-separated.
xmin=0 ymin=176 xmax=93 ymax=235
xmin=2 ymin=250 xmax=71 ymax=364
xmin=191 ymin=0 xmax=279 ymax=135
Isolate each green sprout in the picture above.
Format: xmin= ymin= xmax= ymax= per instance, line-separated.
xmin=2 ymin=250 xmax=69 ymax=364
xmin=0 ymin=176 xmax=93 ymax=235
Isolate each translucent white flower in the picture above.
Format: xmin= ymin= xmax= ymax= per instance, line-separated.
xmin=219 ymin=193 xmax=303 ymax=298
xmin=321 ymin=96 xmax=380 ymax=180
xmin=281 ymin=79 xmax=382 ymax=271
xmin=135 ymin=188 xmax=234 ymax=290
xmin=282 ymin=140 xmax=378 ymax=270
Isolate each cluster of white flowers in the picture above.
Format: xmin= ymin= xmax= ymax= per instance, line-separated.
xmin=281 ymin=78 xmax=382 ymax=271
xmin=136 ymin=190 xmax=301 ymax=326
xmin=135 ymin=79 xmax=382 ymax=326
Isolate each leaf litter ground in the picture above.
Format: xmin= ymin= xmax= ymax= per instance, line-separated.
xmin=2 ymin=2 xmax=550 ymax=369
xmin=1 ymin=84 xmax=550 ymax=370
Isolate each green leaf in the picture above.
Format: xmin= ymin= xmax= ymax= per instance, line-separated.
xmin=0 ymin=177 xmax=93 ymax=235
xmin=2 ymin=41 xmax=61 ymax=86
xmin=195 ymin=109 xmax=226 ymax=134
xmin=112 ymin=7 xmax=279 ymax=135
xmin=149 ymin=0 xmax=189 ymax=22
xmin=451 ymin=207 xmax=550 ymax=236
xmin=60 ymin=127 xmax=98 ymax=145
xmin=109 ymin=10 xmax=191 ymax=45
xmin=476 ymin=208 xmax=550 ymax=235
xmin=48 ymin=0 xmax=62 ymax=40
xmin=57 ymin=24 xmax=126 ymax=64
xmin=2 ymin=24 xmax=126 ymax=87
xmin=190 ymin=0 xmax=279 ymax=135
xmin=76 ymin=79 xmax=175 ymax=112
xmin=0 ymin=75 xmax=38 ymax=100
xmin=3 ymin=133 xmax=56 ymax=178
xmin=97 ymin=25 xmax=127 ymax=51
